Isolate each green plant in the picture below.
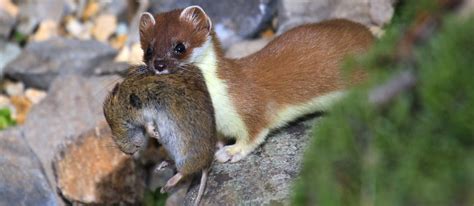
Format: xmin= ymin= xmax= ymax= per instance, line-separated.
xmin=293 ymin=1 xmax=474 ymax=205
xmin=144 ymin=189 xmax=167 ymax=206
xmin=0 ymin=108 xmax=16 ymax=130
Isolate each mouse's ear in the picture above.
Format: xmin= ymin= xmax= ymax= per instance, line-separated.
xmin=139 ymin=12 xmax=156 ymax=39
xmin=111 ymin=83 xmax=120 ymax=97
xmin=180 ymin=5 xmax=212 ymax=34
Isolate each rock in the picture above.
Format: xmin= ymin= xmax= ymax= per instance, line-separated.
xmin=185 ymin=118 xmax=318 ymax=205
xmin=67 ymin=18 xmax=94 ymax=40
xmin=115 ymin=45 xmax=131 ymax=63
xmin=92 ymin=14 xmax=117 ymax=42
xmin=369 ymin=0 xmax=395 ymax=26
xmin=0 ymin=94 xmax=11 ymax=107
xmin=0 ymin=41 xmax=21 ymax=74
xmin=115 ymin=42 xmax=143 ymax=65
xmin=92 ymin=59 xmax=129 ymax=76
xmin=10 ymin=95 xmax=32 ymax=124
xmin=129 ymin=43 xmax=143 ymax=64
xmin=150 ymin=0 xmax=277 ymax=48
xmin=24 ymin=88 xmax=47 ymax=104
xmin=0 ymin=129 xmax=57 ymax=205
xmin=81 ymin=0 xmax=99 ymax=21
xmin=4 ymin=80 xmax=25 ymax=96
xmin=18 ymin=74 xmax=120 ymax=198
xmin=225 ymin=38 xmax=271 ymax=59
xmin=459 ymin=0 xmax=474 ymax=17
xmin=31 ymin=20 xmax=59 ymax=42
xmin=277 ymin=0 xmax=331 ymax=34
xmin=277 ymin=0 xmax=395 ymax=34
xmin=0 ymin=0 xmax=18 ymax=16
xmin=16 ymin=0 xmax=65 ymax=35
xmin=63 ymin=0 xmax=79 ymax=17
xmin=0 ymin=0 xmax=18 ymax=38
xmin=99 ymin=0 xmax=127 ymax=17
xmin=53 ymin=123 xmax=145 ymax=204
xmin=110 ymin=34 xmax=128 ymax=49
xmin=116 ymin=22 xmax=128 ymax=35
xmin=4 ymin=38 xmax=117 ymax=90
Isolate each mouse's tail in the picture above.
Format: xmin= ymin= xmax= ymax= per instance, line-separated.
xmin=193 ymin=168 xmax=208 ymax=206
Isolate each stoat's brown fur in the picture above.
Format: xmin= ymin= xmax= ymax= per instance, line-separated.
xmin=139 ymin=6 xmax=374 ymax=162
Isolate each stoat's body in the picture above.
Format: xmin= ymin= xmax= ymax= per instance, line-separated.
xmin=138 ymin=6 xmax=374 ymax=162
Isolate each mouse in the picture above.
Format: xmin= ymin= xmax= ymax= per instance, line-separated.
xmin=103 ymin=64 xmax=216 ymax=206
xmin=137 ymin=6 xmax=374 ymax=162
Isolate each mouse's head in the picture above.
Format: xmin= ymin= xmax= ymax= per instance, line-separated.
xmin=139 ymin=6 xmax=213 ymax=74
xmin=103 ymin=82 xmax=149 ymax=155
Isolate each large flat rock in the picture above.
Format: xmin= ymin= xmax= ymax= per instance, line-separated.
xmin=150 ymin=0 xmax=277 ymax=48
xmin=0 ymin=129 xmax=57 ymax=206
xmin=185 ymin=118 xmax=318 ymax=205
xmin=277 ymin=0 xmax=395 ymax=34
xmin=4 ymin=38 xmax=117 ymax=90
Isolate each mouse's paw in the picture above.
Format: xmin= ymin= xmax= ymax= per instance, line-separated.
xmin=153 ymin=160 xmax=170 ymax=173
xmin=160 ymin=172 xmax=183 ymax=193
xmin=215 ymin=144 xmax=254 ymax=163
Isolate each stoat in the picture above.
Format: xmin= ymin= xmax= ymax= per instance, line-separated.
xmin=138 ymin=6 xmax=374 ymax=162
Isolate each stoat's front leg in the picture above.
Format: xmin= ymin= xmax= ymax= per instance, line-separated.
xmin=215 ymin=127 xmax=271 ymax=163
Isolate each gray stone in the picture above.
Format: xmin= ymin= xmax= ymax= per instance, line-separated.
xmin=100 ymin=0 xmax=128 ymax=17
xmin=0 ymin=129 xmax=57 ymax=206
xmin=277 ymin=0 xmax=395 ymax=34
xmin=150 ymin=0 xmax=277 ymax=48
xmin=458 ymin=0 xmax=474 ymax=17
xmin=92 ymin=59 xmax=129 ymax=76
xmin=18 ymin=74 xmax=120 ymax=197
xmin=225 ymin=38 xmax=271 ymax=59
xmin=0 ymin=41 xmax=21 ymax=75
xmin=16 ymin=0 xmax=65 ymax=35
xmin=0 ymin=10 xmax=16 ymax=38
xmin=369 ymin=0 xmax=395 ymax=26
xmin=4 ymin=38 xmax=117 ymax=89
xmin=277 ymin=0 xmax=332 ymax=34
xmin=185 ymin=118 xmax=319 ymax=205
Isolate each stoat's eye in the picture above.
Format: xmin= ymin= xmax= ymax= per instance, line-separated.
xmin=174 ymin=42 xmax=186 ymax=54
xmin=145 ymin=47 xmax=153 ymax=60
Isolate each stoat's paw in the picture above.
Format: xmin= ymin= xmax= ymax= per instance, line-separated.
xmin=215 ymin=144 xmax=253 ymax=163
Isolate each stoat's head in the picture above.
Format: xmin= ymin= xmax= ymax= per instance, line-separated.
xmin=139 ymin=6 xmax=214 ymax=74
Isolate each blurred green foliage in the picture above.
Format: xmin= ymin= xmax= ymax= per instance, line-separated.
xmin=0 ymin=108 xmax=16 ymax=130
xmin=293 ymin=1 xmax=474 ymax=206
xmin=144 ymin=189 xmax=167 ymax=206
xmin=13 ymin=31 xmax=28 ymax=45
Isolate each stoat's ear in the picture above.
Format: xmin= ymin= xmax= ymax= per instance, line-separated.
xmin=139 ymin=12 xmax=156 ymax=39
xmin=180 ymin=5 xmax=212 ymax=34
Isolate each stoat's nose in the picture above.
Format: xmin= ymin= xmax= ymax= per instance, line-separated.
xmin=154 ymin=60 xmax=167 ymax=72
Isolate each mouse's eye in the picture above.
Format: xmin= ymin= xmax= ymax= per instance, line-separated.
xmin=129 ymin=93 xmax=142 ymax=109
xmin=174 ymin=42 xmax=186 ymax=54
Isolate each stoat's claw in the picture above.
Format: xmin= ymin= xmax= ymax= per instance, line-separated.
xmin=215 ymin=147 xmax=231 ymax=163
xmin=215 ymin=144 xmax=253 ymax=163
